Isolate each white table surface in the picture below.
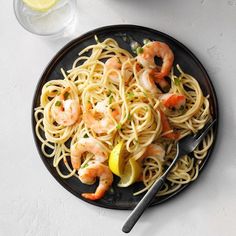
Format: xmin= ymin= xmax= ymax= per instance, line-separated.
xmin=1 ymin=1 xmax=236 ymax=235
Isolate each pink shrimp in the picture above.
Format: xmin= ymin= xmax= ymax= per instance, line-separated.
xmin=137 ymin=41 xmax=174 ymax=91
xmin=160 ymin=93 xmax=186 ymax=111
xmin=143 ymin=144 xmax=166 ymax=161
xmin=159 ymin=110 xmax=180 ymax=140
xmin=51 ymin=88 xmax=80 ymax=126
xmin=78 ymin=162 xmax=113 ymax=200
xmin=139 ymin=69 xmax=161 ymax=95
xmin=105 ymin=56 xmax=132 ymax=84
xmin=83 ymin=100 xmax=121 ymax=134
xmin=71 ymin=138 xmax=108 ymax=170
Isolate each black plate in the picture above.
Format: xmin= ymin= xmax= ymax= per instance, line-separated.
xmin=32 ymin=25 xmax=219 ymax=210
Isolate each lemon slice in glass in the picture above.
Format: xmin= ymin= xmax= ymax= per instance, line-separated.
xmin=23 ymin=0 xmax=58 ymax=12
xmin=118 ymin=158 xmax=142 ymax=188
xmin=109 ymin=141 xmax=126 ymax=177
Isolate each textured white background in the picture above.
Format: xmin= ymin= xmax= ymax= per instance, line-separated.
xmin=1 ymin=0 xmax=236 ymax=235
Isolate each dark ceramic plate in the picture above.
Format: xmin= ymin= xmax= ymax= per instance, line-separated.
xmin=32 ymin=25 xmax=218 ymax=210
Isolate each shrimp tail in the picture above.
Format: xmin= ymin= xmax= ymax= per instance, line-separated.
xmin=81 ymin=193 xmax=98 ymax=200
xmin=79 ymin=163 xmax=113 ymax=201
xmin=82 ymin=191 xmax=105 ymax=201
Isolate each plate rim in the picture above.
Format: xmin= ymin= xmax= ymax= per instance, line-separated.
xmin=31 ymin=24 xmax=219 ymax=210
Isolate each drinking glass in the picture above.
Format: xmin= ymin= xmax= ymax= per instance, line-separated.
xmin=14 ymin=0 xmax=78 ymax=38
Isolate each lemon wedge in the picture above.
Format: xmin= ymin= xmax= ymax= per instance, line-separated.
xmin=118 ymin=158 xmax=142 ymax=188
xmin=23 ymin=0 xmax=58 ymax=12
xmin=109 ymin=141 xmax=125 ymax=177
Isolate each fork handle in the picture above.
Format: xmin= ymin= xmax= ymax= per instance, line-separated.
xmin=122 ymin=177 xmax=166 ymax=233
xmin=122 ymin=147 xmax=182 ymax=233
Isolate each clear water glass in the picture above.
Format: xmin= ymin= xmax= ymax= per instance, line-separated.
xmin=14 ymin=0 xmax=78 ymax=38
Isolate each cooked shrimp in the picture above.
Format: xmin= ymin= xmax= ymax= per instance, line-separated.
xmin=51 ymin=88 xmax=80 ymax=126
xmin=105 ymin=56 xmax=132 ymax=83
xmin=78 ymin=162 xmax=113 ymax=200
xmin=137 ymin=41 xmax=174 ymax=91
xmin=160 ymin=93 xmax=186 ymax=111
xmin=159 ymin=110 xmax=180 ymax=140
xmin=139 ymin=69 xmax=161 ymax=95
xmin=71 ymin=138 xmax=108 ymax=170
xmin=143 ymin=144 xmax=165 ymax=161
xmin=83 ymin=111 xmax=115 ymax=134
xmin=105 ymin=56 xmax=121 ymax=71
xmin=83 ymin=100 xmax=121 ymax=133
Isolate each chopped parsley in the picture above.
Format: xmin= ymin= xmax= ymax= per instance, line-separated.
xmin=64 ymin=91 xmax=70 ymax=100
xmin=174 ymin=78 xmax=180 ymax=86
xmin=116 ymin=123 xmax=122 ymax=130
xmin=55 ymin=101 xmax=61 ymax=106
xmin=131 ymin=41 xmax=140 ymax=53
xmin=143 ymin=38 xmax=151 ymax=45
xmin=127 ymin=113 xmax=132 ymax=120
xmin=136 ymin=47 xmax=144 ymax=54
xmin=83 ymin=134 xmax=89 ymax=138
xmin=128 ymin=92 xmax=135 ymax=99
xmin=109 ymin=95 xmax=113 ymax=104
xmin=109 ymin=187 xmax=114 ymax=194
xmin=81 ymin=163 xmax=89 ymax=169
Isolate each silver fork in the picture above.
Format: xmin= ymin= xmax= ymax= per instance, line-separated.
xmin=122 ymin=119 xmax=216 ymax=233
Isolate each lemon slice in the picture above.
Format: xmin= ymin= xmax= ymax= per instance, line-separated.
xmin=23 ymin=0 xmax=58 ymax=12
xmin=118 ymin=158 xmax=142 ymax=188
xmin=109 ymin=141 xmax=125 ymax=177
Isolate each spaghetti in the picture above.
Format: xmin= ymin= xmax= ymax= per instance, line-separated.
xmin=34 ymin=37 xmax=213 ymax=199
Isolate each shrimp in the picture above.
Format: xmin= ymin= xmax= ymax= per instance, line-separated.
xmin=143 ymin=144 xmax=165 ymax=161
xmin=160 ymin=93 xmax=186 ymax=111
xmin=139 ymin=69 xmax=161 ymax=95
xmin=137 ymin=41 xmax=174 ymax=91
xmin=83 ymin=111 xmax=115 ymax=134
xmin=159 ymin=110 xmax=180 ymax=140
xmin=51 ymin=88 xmax=80 ymax=126
xmin=105 ymin=56 xmax=132 ymax=84
xmin=83 ymin=100 xmax=121 ymax=133
xmin=78 ymin=162 xmax=113 ymax=200
xmin=71 ymin=138 xmax=108 ymax=170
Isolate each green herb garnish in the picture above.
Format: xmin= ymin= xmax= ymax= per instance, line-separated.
xmin=117 ymin=57 xmax=122 ymax=64
xmin=109 ymin=95 xmax=113 ymax=104
xmin=143 ymin=38 xmax=151 ymax=45
xmin=55 ymin=101 xmax=61 ymax=106
xmin=136 ymin=47 xmax=144 ymax=54
xmin=64 ymin=91 xmax=70 ymax=100
xmin=81 ymin=163 xmax=89 ymax=169
xmin=174 ymin=78 xmax=180 ymax=86
xmin=109 ymin=187 xmax=114 ymax=194
xmin=116 ymin=123 xmax=122 ymax=130
xmin=84 ymin=134 xmax=89 ymax=138
xmin=128 ymin=92 xmax=135 ymax=99
xmin=131 ymin=41 xmax=140 ymax=53
xmin=127 ymin=113 xmax=132 ymax=120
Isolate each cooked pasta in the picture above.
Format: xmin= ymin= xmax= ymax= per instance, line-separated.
xmin=34 ymin=37 xmax=213 ymax=200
